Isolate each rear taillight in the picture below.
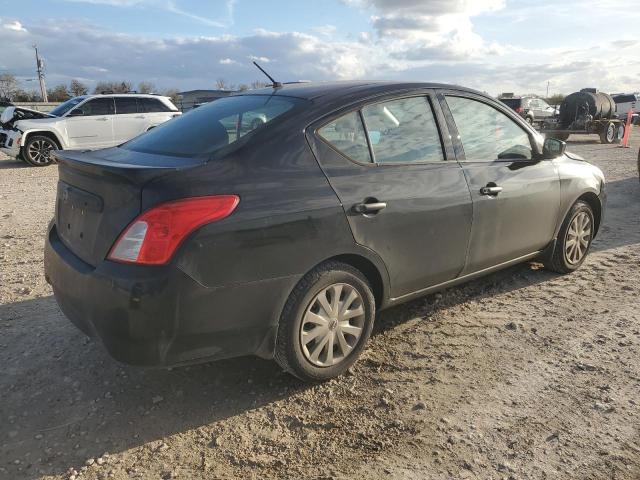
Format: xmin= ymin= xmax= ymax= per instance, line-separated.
xmin=108 ymin=195 xmax=239 ymax=265
xmin=515 ymin=107 xmax=524 ymax=113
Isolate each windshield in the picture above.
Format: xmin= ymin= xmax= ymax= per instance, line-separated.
xmin=49 ymin=97 xmax=86 ymax=117
xmin=122 ymin=95 xmax=305 ymax=157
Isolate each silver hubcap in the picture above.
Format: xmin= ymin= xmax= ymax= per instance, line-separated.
xmin=28 ymin=139 xmax=55 ymax=164
xmin=565 ymin=211 xmax=592 ymax=265
xmin=606 ymin=124 xmax=615 ymax=142
xmin=300 ymin=283 xmax=365 ymax=367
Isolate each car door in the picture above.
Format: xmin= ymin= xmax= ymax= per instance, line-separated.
xmin=438 ymin=92 xmax=561 ymax=274
xmin=307 ymin=93 xmax=473 ymax=299
xmin=64 ymin=98 xmax=115 ymax=149
xmin=113 ymin=97 xmax=148 ymax=144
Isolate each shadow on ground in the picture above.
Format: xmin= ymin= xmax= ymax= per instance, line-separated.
xmin=0 ymin=255 xmax=563 ymax=478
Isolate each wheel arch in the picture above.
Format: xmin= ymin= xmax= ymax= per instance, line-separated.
xmin=323 ymin=253 xmax=387 ymax=309
xmin=22 ymin=130 xmax=64 ymax=150
xmin=576 ymin=191 xmax=602 ymax=236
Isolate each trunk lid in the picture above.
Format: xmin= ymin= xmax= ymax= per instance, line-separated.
xmin=54 ymin=148 xmax=203 ymax=266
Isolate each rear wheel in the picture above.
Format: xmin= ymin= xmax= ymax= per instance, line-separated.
xmin=22 ymin=135 xmax=59 ymax=166
xmin=275 ymin=261 xmax=375 ymax=382
xmin=599 ymin=122 xmax=616 ymax=144
xmin=615 ymin=124 xmax=625 ymax=143
xmin=544 ymin=200 xmax=594 ymax=273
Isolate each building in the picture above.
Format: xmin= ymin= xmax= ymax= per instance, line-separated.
xmin=176 ymin=89 xmax=234 ymax=111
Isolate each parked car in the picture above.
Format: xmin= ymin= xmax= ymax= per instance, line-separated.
xmin=44 ymin=82 xmax=606 ymax=382
xmin=0 ymin=94 xmax=180 ymax=166
xmin=499 ymin=95 xmax=556 ymax=125
xmin=613 ymin=93 xmax=639 ymax=125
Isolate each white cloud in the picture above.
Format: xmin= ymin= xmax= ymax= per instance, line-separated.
xmin=2 ymin=20 xmax=27 ymax=32
xmin=1 ymin=1 xmax=639 ymax=97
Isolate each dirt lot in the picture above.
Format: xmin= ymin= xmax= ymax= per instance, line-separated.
xmin=1 ymin=133 xmax=639 ymax=480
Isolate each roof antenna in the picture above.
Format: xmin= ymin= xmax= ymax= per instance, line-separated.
xmin=253 ymin=61 xmax=282 ymax=88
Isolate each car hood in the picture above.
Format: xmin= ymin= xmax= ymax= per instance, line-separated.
xmin=0 ymin=106 xmax=57 ymax=129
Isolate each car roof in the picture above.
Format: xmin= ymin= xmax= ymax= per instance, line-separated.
xmin=236 ymin=80 xmax=489 ymax=102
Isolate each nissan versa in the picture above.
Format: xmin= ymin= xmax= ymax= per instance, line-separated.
xmin=44 ymin=82 xmax=606 ymax=382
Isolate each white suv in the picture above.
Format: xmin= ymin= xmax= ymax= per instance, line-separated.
xmin=0 ymin=94 xmax=180 ymax=166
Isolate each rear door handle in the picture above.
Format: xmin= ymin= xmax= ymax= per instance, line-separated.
xmin=480 ymin=185 xmax=503 ymax=196
xmin=96 ymin=117 xmax=109 ymax=121
xmin=135 ymin=115 xmax=146 ymax=119
xmin=353 ymin=201 xmax=387 ymax=214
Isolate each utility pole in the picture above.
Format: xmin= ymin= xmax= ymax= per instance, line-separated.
xmin=34 ymin=45 xmax=48 ymax=102
xmin=546 ymin=81 xmax=550 ymax=99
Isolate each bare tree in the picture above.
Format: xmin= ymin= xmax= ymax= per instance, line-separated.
xmin=47 ymin=85 xmax=71 ymax=102
xmin=138 ymin=81 xmax=156 ymax=94
xmin=250 ymin=80 xmax=268 ymax=90
xmin=216 ymin=78 xmax=236 ymax=90
xmin=0 ymin=73 xmax=19 ymax=100
xmin=69 ymin=79 xmax=88 ymax=97
xmin=93 ymin=80 xmax=133 ymax=94
xmin=237 ymin=84 xmax=249 ymax=91
xmin=162 ymin=88 xmax=180 ymax=105
xmin=13 ymin=89 xmax=40 ymax=102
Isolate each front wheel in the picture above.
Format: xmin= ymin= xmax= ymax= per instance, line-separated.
xmin=275 ymin=261 xmax=375 ymax=382
xmin=544 ymin=200 xmax=595 ymax=274
xmin=22 ymin=135 xmax=59 ymax=166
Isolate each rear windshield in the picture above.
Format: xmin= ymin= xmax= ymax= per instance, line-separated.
xmin=499 ymin=98 xmax=522 ymax=109
xmin=122 ymin=95 xmax=305 ymax=157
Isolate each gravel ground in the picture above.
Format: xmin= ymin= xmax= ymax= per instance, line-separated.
xmin=1 ymin=133 xmax=639 ymax=480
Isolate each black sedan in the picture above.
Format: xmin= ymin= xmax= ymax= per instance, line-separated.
xmin=44 ymin=81 xmax=606 ymax=382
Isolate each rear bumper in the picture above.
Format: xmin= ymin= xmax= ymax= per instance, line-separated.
xmin=44 ymin=224 xmax=297 ymax=366
xmin=0 ymin=129 xmax=20 ymax=157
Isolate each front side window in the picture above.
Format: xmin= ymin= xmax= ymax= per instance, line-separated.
xmin=318 ymin=111 xmax=372 ymax=164
xmin=76 ymin=98 xmax=115 ymax=116
xmin=123 ymin=95 xmax=304 ymax=157
xmin=446 ymin=96 xmax=533 ymax=161
xmin=50 ymin=97 xmax=85 ymax=117
xmin=361 ymin=96 xmax=444 ymax=164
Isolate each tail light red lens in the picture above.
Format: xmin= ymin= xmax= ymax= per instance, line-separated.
xmin=515 ymin=106 xmax=524 ymax=113
xmin=108 ymin=195 xmax=239 ymax=265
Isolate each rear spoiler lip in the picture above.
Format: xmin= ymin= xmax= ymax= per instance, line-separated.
xmin=52 ymin=149 xmax=202 ymax=184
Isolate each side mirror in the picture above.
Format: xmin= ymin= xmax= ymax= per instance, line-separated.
xmin=68 ymin=109 xmax=84 ymax=117
xmin=543 ymin=137 xmax=566 ymax=159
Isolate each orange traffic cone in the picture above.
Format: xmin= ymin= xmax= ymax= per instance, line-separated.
xmin=619 ymin=110 xmax=633 ymax=148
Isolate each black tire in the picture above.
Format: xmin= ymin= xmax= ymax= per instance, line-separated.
xmin=614 ymin=124 xmax=625 ymax=144
xmin=544 ymin=200 xmax=595 ymax=274
xmin=599 ymin=122 xmax=616 ymax=144
xmin=22 ymin=135 xmax=59 ymax=166
xmin=275 ymin=261 xmax=375 ymax=382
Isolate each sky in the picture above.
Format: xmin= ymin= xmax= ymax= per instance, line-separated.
xmin=0 ymin=0 xmax=639 ymax=96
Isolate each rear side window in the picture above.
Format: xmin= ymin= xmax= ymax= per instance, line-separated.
xmin=361 ymin=96 xmax=444 ymax=164
xmin=123 ymin=95 xmax=304 ymax=157
xmin=318 ymin=112 xmax=372 ymax=164
xmin=139 ymin=98 xmax=172 ymax=113
xmin=446 ymin=96 xmax=533 ymax=161
xmin=78 ymin=98 xmax=114 ymax=116
xmin=115 ymin=97 xmax=138 ymax=114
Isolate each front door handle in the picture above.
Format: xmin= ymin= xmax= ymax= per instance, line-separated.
xmin=96 ymin=117 xmax=109 ymax=121
xmin=480 ymin=185 xmax=503 ymax=196
xmin=353 ymin=201 xmax=387 ymax=214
